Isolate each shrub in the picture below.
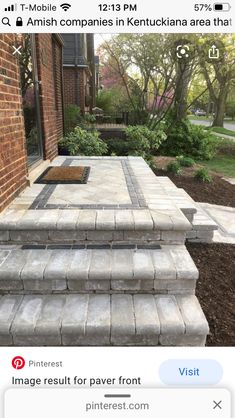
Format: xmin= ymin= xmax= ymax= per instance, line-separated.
xmin=82 ymin=113 xmax=96 ymax=126
xmin=59 ymin=127 xmax=108 ymax=156
xmin=226 ymin=101 xmax=235 ymax=119
xmin=177 ymin=156 xmax=195 ymax=167
xmin=123 ymin=125 xmax=166 ymax=168
xmin=166 ymin=161 xmax=182 ymax=175
xmin=125 ymin=125 xmax=166 ymax=157
xmin=194 ymin=168 xmax=212 ymax=183
xmin=64 ymin=105 xmax=81 ymax=134
xmin=105 ymin=138 xmax=130 ymax=156
xmin=64 ymin=105 xmax=96 ymax=134
xmin=159 ymin=118 xmax=219 ymax=160
xmin=217 ymin=138 xmax=235 ymax=158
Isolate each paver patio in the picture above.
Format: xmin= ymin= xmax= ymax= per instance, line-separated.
xmin=0 ymin=156 xmax=214 ymax=346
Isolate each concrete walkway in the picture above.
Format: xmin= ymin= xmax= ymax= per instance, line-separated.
xmin=200 ymin=203 xmax=235 ymax=244
xmin=190 ymin=119 xmax=235 ymax=131
xmin=190 ymin=120 xmax=235 ymax=141
xmin=212 ymin=132 xmax=235 ymax=142
xmin=222 ymin=177 xmax=235 ymax=186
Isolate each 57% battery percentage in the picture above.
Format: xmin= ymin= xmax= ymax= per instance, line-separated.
xmin=194 ymin=4 xmax=213 ymax=11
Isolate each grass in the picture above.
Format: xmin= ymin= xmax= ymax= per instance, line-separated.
xmin=189 ymin=115 xmax=213 ymax=122
xmin=155 ymin=131 xmax=235 ymax=178
xmin=200 ymin=137 xmax=235 ymax=177
xmin=201 ymin=155 xmax=235 ymax=177
xmin=188 ymin=115 xmax=235 ymax=126
xmin=217 ymin=137 xmax=235 ymax=155
xmin=188 ymin=116 xmax=235 ymax=138
xmin=210 ymin=127 xmax=235 ymax=138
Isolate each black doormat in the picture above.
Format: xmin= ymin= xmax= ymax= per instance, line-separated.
xmin=34 ymin=166 xmax=90 ymax=184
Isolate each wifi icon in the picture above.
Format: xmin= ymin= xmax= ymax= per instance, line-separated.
xmin=60 ymin=3 xmax=71 ymax=11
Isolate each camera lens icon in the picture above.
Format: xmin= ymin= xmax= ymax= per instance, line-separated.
xmin=176 ymin=44 xmax=190 ymax=59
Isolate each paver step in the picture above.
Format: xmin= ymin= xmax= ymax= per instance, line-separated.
xmin=148 ymin=181 xmax=217 ymax=241
xmin=0 ymin=294 xmax=209 ymax=346
xmin=154 ymin=179 xmax=197 ymax=220
xmin=0 ymin=245 xmax=198 ymax=293
xmin=0 ymin=208 xmax=192 ymax=245
xmin=186 ymin=206 xmax=218 ymax=242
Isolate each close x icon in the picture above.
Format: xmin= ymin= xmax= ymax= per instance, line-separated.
xmin=213 ymin=400 xmax=222 ymax=409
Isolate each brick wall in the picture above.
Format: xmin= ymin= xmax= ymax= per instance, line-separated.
xmin=63 ymin=67 xmax=89 ymax=113
xmin=63 ymin=67 xmax=77 ymax=106
xmin=36 ymin=34 xmax=64 ymax=161
xmin=0 ymin=34 xmax=28 ymax=213
xmin=0 ymin=34 xmax=64 ymax=212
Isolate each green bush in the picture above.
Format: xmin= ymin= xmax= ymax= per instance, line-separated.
xmin=226 ymin=101 xmax=235 ymax=119
xmin=166 ymin=161 xmax=182 ymax=175
xmin=125 ymin=125 xmax=166 ymax=156
xmin=105 ymin=138 xmax=129 ymax=156
xmin=123 ymin=125 xmax=166 ymax=168
xmin=64 ymin=105 xmax=96 ymax=134
xmin=177 ymin=156 xmax=195 ymax=167
xmin=64 ymin=105 xmax=81 ymax=134
xmin=82 ymin=113 xmax=96 ymax=126
xmin=217 ymin=138 xmax=235 ymax=158
xmin=60 ymin=127 xmax=108 ymax=156
xmin=159 ymin=118 xmax=218 ymax=160
xmin=96 ymin=89 xmax=115 ymax=114
xmin=194 ymin=168 xmax=212 ymax=183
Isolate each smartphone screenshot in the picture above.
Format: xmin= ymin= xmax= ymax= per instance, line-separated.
xmin=0 ymin=0 xmax=234 ymax=416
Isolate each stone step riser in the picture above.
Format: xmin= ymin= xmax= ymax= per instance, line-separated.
xmin=0 ymin=279 xmax=196 ymax=294
xmin=0 ymin=246 xmax=198 ymax=293
xmin=0 ymin=229 xmax=186 ymax=245
xmin=186 ymin=230 xmax=214 ymax=242
xmin=0 ymin=294 xmax=209 ymax=346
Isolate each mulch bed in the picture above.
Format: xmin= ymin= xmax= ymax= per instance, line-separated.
xmin=153 ymin=160 xmax=235 ymax=346
xmin=154 ymin=169 xmax=235 ymax=207
xmin=187 ymin=243 xmax=235 ymax=346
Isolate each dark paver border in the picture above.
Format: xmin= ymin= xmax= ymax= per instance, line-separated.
xmin=20 ymin=244 xmax=162 ymax=250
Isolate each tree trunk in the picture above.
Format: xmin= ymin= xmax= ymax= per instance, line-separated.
xmin=212 ymin=88 xmax=228 ymax=127
xmin=174 ymin=61 xmax=192 ymax=121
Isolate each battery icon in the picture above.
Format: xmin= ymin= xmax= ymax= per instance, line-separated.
xmin=213 ymin=3 xmax=231 ymax=11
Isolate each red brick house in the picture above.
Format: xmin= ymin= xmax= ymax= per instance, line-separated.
xmin=0 ymin=33 xmax=64 ymax=212
xmin=62 ymin=34 xmax=98 ymax=113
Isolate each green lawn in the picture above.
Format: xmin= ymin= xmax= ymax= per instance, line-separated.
xmin=200 ymin=137 xmax=235 ymax=177
xmin=188 ymin=116 xmax=235 ymax=138
xmin=189 ymin=115 xmax=213 ymax=122
xmin=211 ymin=127 xmax=235 ymax=138
xmin=201 ymin=155 xmax=235 ymax=177
xmin=188 ymin=115 xmax=234 ymax=126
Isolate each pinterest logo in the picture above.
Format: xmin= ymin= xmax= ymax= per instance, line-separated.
xmin=12 ymin=356 xmax=25 ymax=370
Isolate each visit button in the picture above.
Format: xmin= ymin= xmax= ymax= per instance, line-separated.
xmin=159 ymin=360 xmax=223 ymax=385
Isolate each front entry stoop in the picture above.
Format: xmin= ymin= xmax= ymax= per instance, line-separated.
xmin=0 ymin=156 xmax=209 ymax=346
